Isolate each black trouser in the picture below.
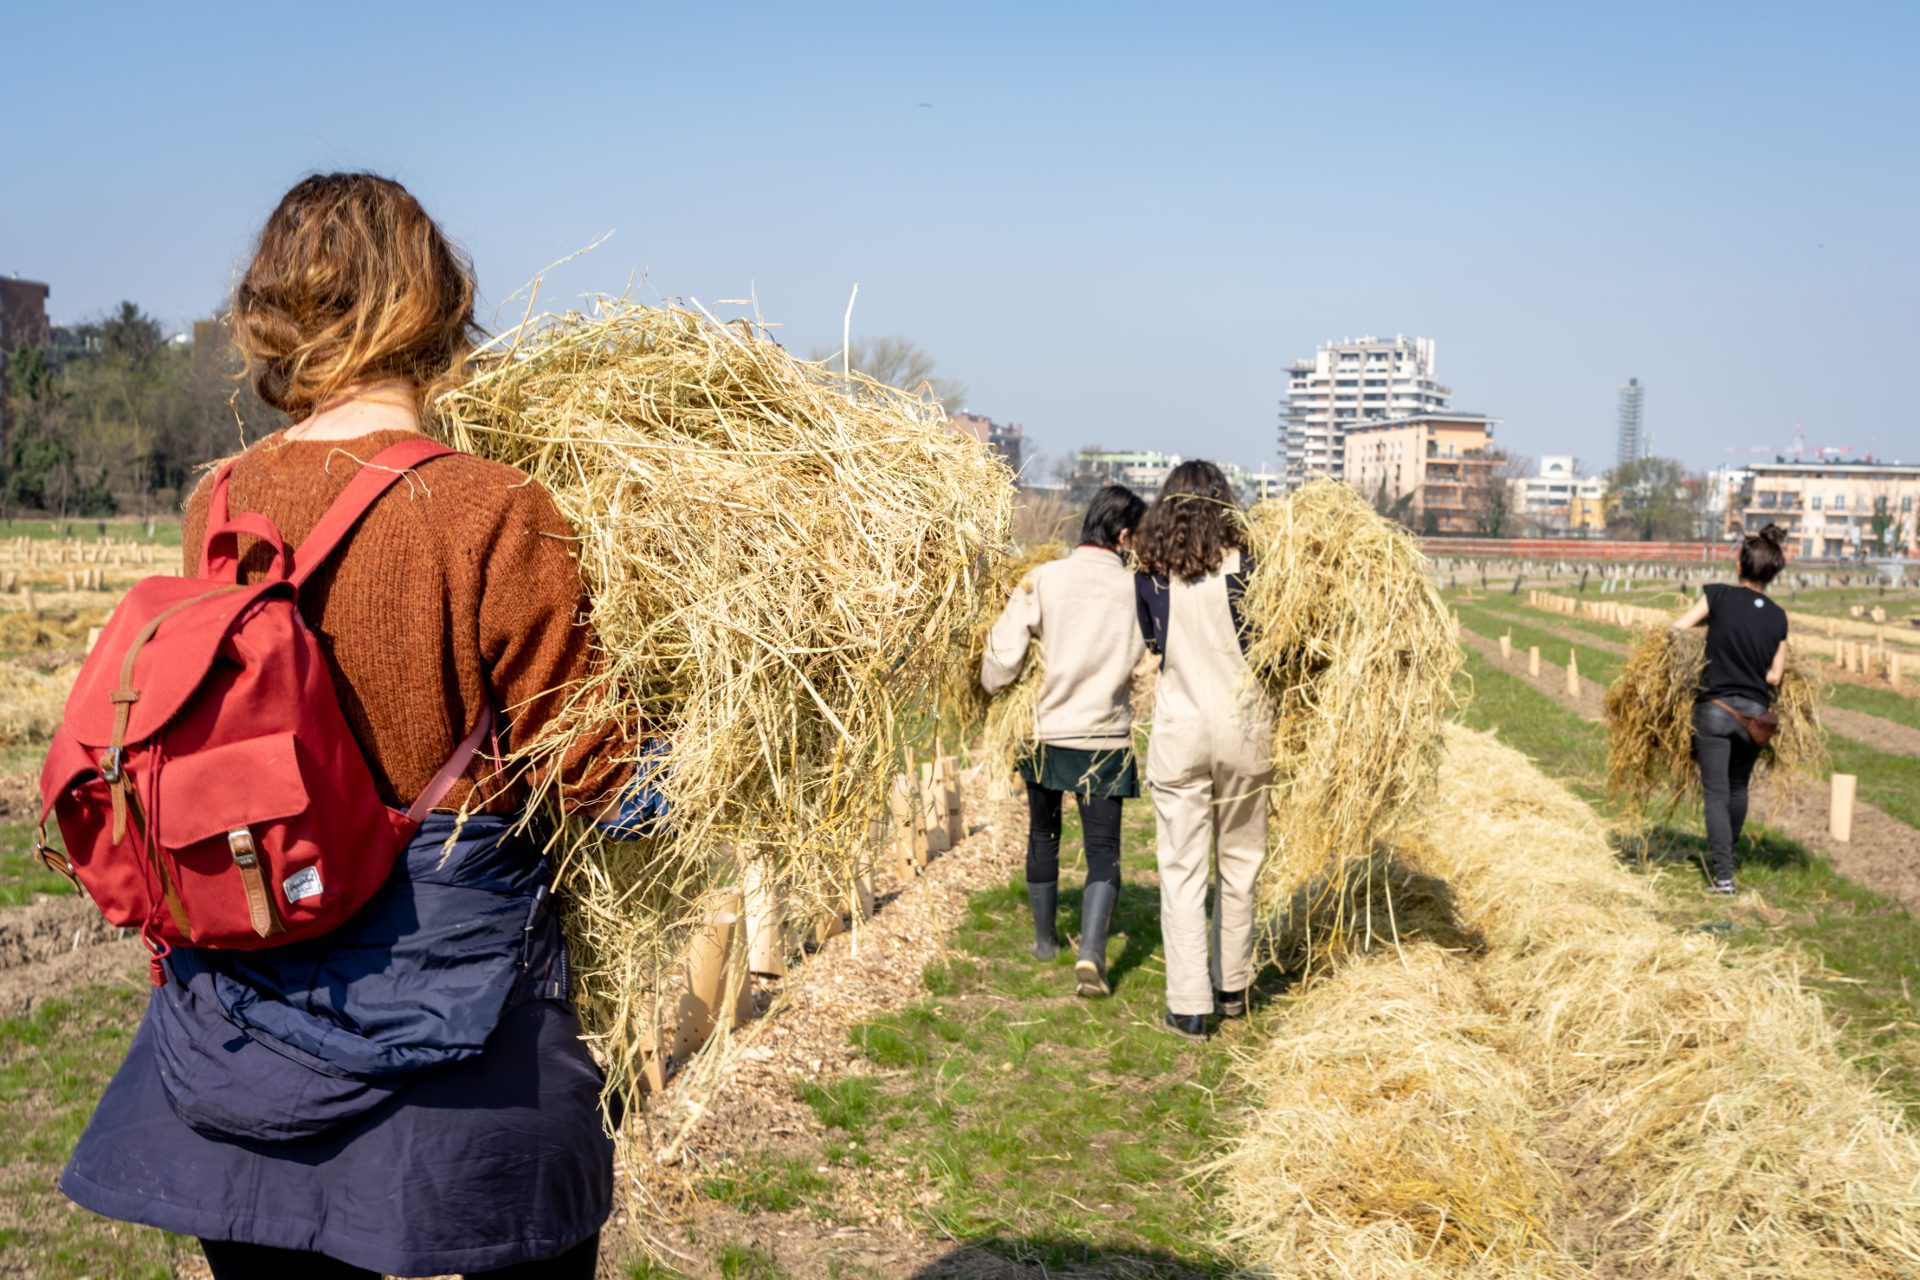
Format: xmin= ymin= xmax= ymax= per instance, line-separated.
xmin=201 ymin=1233 xmax=598 ymax=1280
xmin=1692 ymin=699 xmax=1762 ymax=884
xmin=1025 ymin=778 xmax=1123 ymax=888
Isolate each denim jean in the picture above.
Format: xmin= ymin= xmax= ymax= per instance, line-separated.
xmin=1692 ymin=697 xmax=1765 ymax=883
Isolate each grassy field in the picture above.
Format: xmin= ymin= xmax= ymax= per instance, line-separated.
xmin=694 ymin=799 xmax=1247 ymax=1277
xmin=0 ymin=517 xmax=182 ymax=548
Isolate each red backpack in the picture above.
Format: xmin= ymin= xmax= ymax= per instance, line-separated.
xmin=36 ymin=437 xmax=492 ymax=985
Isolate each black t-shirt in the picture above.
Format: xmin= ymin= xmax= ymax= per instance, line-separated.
xmin=1698 ymin=582 xmax=1788 ymax=708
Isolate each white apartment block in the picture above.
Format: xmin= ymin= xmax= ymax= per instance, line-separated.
xmin=1517 ymin=456 xmax=1607 ymax=534
xmin=1279 ymin=335 xmax=1451 ymax=486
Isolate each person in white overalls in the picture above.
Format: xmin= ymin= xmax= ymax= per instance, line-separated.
xmin=1132 ymin=462 xmax=1273 ymax=1038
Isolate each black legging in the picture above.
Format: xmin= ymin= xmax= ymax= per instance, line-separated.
xmin=200 ymin=1233 xmax=598 ymax=1280
xmin=1693 ymin=700 xmax=1760 ymax=884
xmin=1025 ymin=778 xmax=1123 ymax=888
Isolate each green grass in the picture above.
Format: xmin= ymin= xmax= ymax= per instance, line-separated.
xmin=0 ymin=819 xmax=74 ymax=908
xmin=1827 ymin=682 xmax=1920 ymax=735
xmin=1827 ymin=737 xmax=1920 ymax=830
xmin=693 ymin=801 xmax=1241 ymax=1276
xmin=1452 ymin=599 xmax=1627 ymax=687
xmin=0 ymin=984 xmax=185 ymax=1278
xmin=0 ymin=517 xmax=182 ymax=547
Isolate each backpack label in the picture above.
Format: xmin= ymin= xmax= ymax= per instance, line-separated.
xmin=283 ymin=866 xmax=323 ymax=903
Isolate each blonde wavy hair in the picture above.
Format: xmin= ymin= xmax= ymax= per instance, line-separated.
xmin=232 ymin=173 xmax=479 ymax=419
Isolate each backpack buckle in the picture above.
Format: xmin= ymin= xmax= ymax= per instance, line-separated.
xmin=227 ymin=827 xmax=259 ymax=867
xmin=99 ymin=747 xmax=124 ymax=784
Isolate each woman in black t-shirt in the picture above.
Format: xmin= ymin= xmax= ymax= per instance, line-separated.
xmin=1668 ymin=523 xmax=1790 ymax=896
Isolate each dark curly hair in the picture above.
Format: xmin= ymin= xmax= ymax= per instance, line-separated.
xmin=1132 ymin=460 xmax=1246 ymax=582
xmin=1738 ymin=522 xmax=1787 ymax=585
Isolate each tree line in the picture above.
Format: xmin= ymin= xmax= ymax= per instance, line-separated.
xmin=2 ymin=302 xmax=282 ymax=520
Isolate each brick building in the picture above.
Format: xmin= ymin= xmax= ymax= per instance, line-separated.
xmin=946 ymin=411 xmax=1024 ymax=477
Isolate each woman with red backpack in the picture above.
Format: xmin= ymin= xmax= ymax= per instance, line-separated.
xmin=52 ymin=174 xmax=645 ymax=1279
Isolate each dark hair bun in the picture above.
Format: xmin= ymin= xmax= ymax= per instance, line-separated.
xmin=1758 ymin=523 xmax=1786 ymax=547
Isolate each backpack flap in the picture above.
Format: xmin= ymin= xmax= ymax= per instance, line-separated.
xmin=61 ymin=576 xmax=285 ymax=752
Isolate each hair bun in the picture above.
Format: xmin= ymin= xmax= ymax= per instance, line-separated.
xmin=1758 ymin=522 xmax=1786 ymax=547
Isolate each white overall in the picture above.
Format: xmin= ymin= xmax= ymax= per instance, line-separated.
xmin=1145 ymin=550 xmax=1274 ymax=1016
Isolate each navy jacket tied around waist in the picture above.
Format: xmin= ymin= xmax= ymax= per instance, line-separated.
xmin=150 ymin=812 xmax=566 ymax=1142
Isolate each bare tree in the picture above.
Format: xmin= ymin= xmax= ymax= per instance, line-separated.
xmin=809 ymin=336 xmax=967 ymax=408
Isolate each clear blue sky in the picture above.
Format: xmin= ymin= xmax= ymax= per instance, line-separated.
xmin=6 ymin=1 xmax=1916 ymax=475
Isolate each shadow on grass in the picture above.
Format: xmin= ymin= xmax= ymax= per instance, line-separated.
xmin=908 ymin=1235 xmax=1229 ymax=1278
xmin=1611 ymin=823 xmax=1812 ymax=881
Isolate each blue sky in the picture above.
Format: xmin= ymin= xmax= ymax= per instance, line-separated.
xmin=6 ymin=1 xmax=1916 ymax=475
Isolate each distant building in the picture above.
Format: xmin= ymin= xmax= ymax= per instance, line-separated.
xmin=1517 ymin=455 xmax=1607 ymax=535
xmin=1279 ymin=335 xmax=1450 ymax=487
xmin=1240 ymin=464 xmax=1287 ymax=503
xmin=1341 ymin=412 xmax=1499 ymax=535
xmin=946 ymin=410 xmax=1025 ymax=477
xmin=0 ymin=276 xmax=53 ymax=452
xmin=1616 ymin=377 xmax=1646 ymax=469
xmin=1726 ymin=461 xmax=1920 ymax=559
xmin=1067 ymin=449 xmax=1180 ymax=504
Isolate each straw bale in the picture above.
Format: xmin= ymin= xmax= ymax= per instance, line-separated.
xmin=0 ymin=660 xmax=73 ymax=745
xmin=1241 ymin=479 xmax=1461 ymax=955
xmin=434 ymin=300 xmax=1013 ymax=1106
xmin=1219 ymin=727 xmax=1920 ymax=1279
xmin=1603 ymin=626 xmax=1826 ymax=811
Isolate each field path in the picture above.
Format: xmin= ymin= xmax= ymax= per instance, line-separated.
xmin=1458 ymin=627 xmax=1920 ymax=915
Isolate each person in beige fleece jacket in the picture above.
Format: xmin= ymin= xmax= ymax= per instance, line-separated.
xmin=980 ymin=485 xmax=1147 ymax=997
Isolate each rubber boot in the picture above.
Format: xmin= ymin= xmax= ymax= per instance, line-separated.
xmin=1075 ymin=880 xmax=1117 ymax=997
xmin=1027 ymin=881 xmax=1059 ymax=960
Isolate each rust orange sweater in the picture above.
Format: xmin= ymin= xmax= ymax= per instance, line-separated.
xmin=182 ymin=428 xmax=630 ymax=815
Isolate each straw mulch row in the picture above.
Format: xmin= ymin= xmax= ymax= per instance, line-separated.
xmin=1216 ymin=726 xmax=1920 ymax=1279
xmin=435 ymin=301 xmax=1014 ymax=1110
xmin=1240 ymin=479 xmax=1461 ymax=961
xmin=1603 ymin=625 xmax=1826 ymax=811
xmin=0 ymin=660 xmax=73 ymax=746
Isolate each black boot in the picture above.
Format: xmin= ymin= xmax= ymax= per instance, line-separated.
xmin=1163 ymin=1011 xmax=1210 ymax=1039
xmin=1075 ymin=880 xmax=1117 ymax=997
xmin=1215 ymin=988 xmax=1247 ymax=1019
xmin=1026 ymin=881 xmax=1059 ymax=960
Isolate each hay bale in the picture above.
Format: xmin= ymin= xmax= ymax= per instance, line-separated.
xmin=1241 ymin=479 xmax=1461 ymax=954
xmin=1219 ymin=727 xmax=1920 ymax=1279
xmin=1603 ymin=626 xmax=1826 ymax=810
xmin=435 ymin=300 xmax=1013 ymax=1104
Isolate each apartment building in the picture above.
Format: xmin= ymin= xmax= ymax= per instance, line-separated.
xmin=0 ymin=277 xmax=52 ymax=450
xmin=1066 ymin=450 xmax=1181 ymax=503
xmin=946 ymin=410 xmax=1025 ymax=476
xmin=1517 ymin=455 xmax=1607 ymax=535
xmin=1341 ymin=412 xmax=1499 ymax=534
xmin=1728 ymin=461 xmax=1920 ymax=559
xmin=1279 ymin=335 xmax=1450 ymax=486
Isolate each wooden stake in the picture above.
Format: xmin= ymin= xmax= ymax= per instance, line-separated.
xmin=1499 ymin=632 xmax=1511 ymax=663
xmin=1528 ymin=645 xmax=1540 ymax=678
xmin=1829 ymin=773 xmax=1857 ymax=843
xmin=1566 ymin=649 xmax=1580 ymax=697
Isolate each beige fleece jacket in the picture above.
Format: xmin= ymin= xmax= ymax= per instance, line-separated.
xmin=980 ymin=545 xmax=1145 ymax=750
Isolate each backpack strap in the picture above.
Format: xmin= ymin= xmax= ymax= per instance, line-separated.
xmin=406 ymin=704 xmax=497 ymax=823
xmin=291 ymin=437 xmax=456 ymax=589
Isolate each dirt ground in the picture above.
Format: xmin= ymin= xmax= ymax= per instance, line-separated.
xmin=1459 ymin=628 xmax=1920 ymax=915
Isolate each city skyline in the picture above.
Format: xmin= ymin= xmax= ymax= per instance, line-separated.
xmin=5 ymin=2 xmax=1915 ymax=475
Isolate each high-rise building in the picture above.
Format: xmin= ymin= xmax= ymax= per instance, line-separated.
xmin=1278 ymin=335 xmax=1450 ymax=486
xmin=1616 ymin=377 xmax=1646 ymax=469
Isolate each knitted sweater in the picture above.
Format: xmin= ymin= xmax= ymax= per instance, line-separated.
xmin=181 ymin=428 xmax=630 ymax=815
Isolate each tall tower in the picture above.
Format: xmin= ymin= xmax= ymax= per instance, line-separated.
xmin=1616 ymin=377 xmax=1645 ymax=469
